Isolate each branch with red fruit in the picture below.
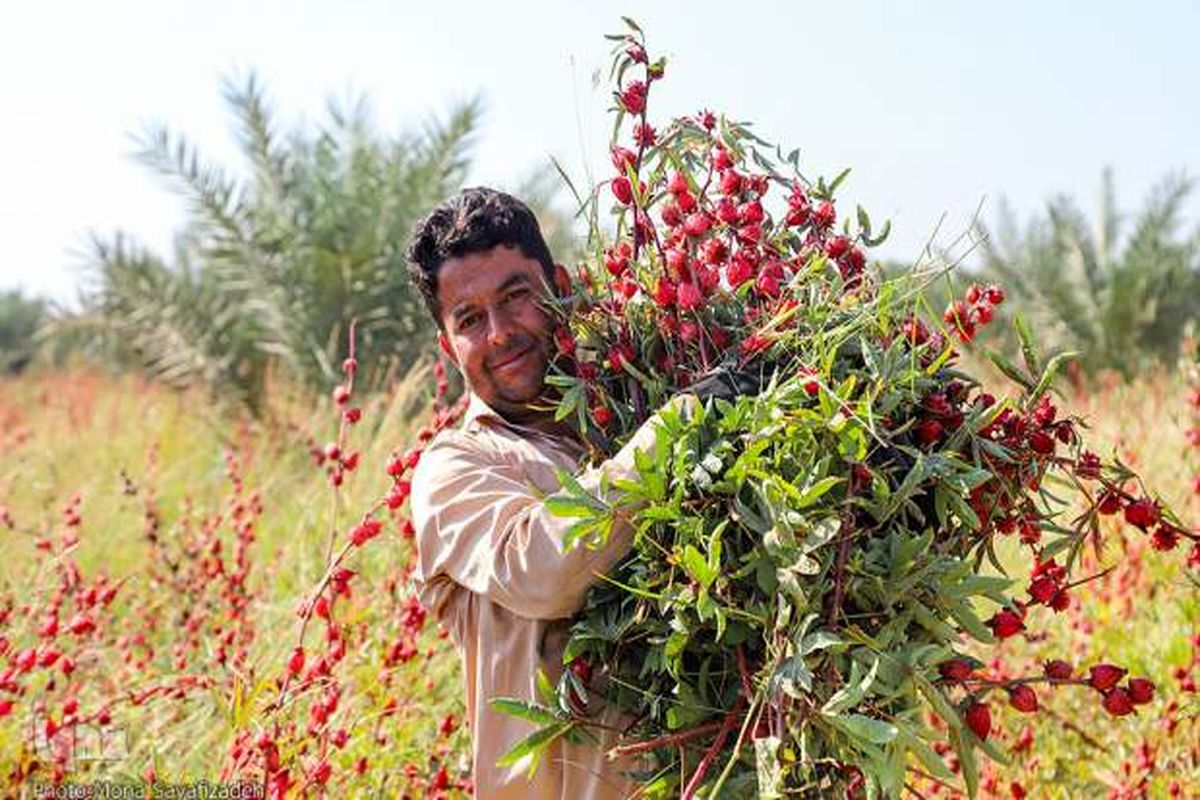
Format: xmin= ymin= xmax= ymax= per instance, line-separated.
xmin=493 ymin=19 xmax=1195 ymax=800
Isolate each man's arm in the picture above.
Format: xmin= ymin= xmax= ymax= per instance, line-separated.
xmin=411 ymin=396 xmax=693 ymax=621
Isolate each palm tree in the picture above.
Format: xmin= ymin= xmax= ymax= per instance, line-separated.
xmin=50 ymin=75 xmax=576 ymax=409
xmin=0 ymin=290 xmax=47 ymax=373
xmin=970 ymin=169 xmax=1199 ymax=378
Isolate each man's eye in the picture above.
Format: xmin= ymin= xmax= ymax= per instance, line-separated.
xmin=506 ymin=288 xmax=531 ymax=302
xmin=459 ymin=314 xmax=480 ymax=330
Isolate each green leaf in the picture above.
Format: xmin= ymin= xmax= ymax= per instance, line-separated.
xmin=545 ymin=495 xmax=600 ymax=519
xmin=863 ymin=219 xmax=891 ymax=247
xmin=772 ymin=656 xmax=814 ymax=698
xmin=489 ymin=697 xmax=563 ymax=727
xmin=946 ymin=598 xmax=995 ymax=643
xmin=914 ymin=675 xmax=961 ymax=731
xmin=828 ymin=713 xmax=898 ymax=745
xmin=554 ymin=382 xmax=584 ymax=422
xmin=984 ymin=350 xmax=1034 ymax=391
xmin=1029 ymin=350 xmax=1080 ymax=404
xmin=821 ymin=658 xmax=877 ymax=715
xmin=536 ymin=670 xmax=556 ymax=706
xmin=828 ymin=167 xmax=852 ymax=195
xmin=856 ymin=205 xmax=873 ymax=238
xmin=495 ymin=721 xmax=574 ymax=774
xmin=950 ymin=727 xmax=980 ymax=798
xmin=682 ymin=545 xmax=718 ymax=589
xmin=1014 ymin=314 xmax=1041 ymax=376
xmin=800 ymin=630 xmax=843 ymax=656
xmin=795 ymin=476 xmax=843 ymax=509
xmin=902 ymin=727 xmax=957 ymax=782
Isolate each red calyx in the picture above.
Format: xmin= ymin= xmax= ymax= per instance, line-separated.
xmin=1127 ymin=678 xmax=1155 ymax=705
xmin=1008 ymin=685 xmax=1038 ymax=714
xmin=965 ymin=702 xmax=991 ymax=740
xmin=1088 ymin=663 xmax=1128 ymax=692
xmin=1123 ymin=497 xmax=1160 ymax=529
xmin=938 ymin=659 xmax=974 ymax=682
xmin=988 ymin=609 xmax=1024 ymax=639
xmin=1102 ymin=687 xmax=1135 ymax=716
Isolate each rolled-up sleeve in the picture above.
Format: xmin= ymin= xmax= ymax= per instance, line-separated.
xmin=410 ymin=406 xmax=673 ymax=621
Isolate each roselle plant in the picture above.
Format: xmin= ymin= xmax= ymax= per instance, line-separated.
xmin=493 ymin=19 xmax=1196 ymax=799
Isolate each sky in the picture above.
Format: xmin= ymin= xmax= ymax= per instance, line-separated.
xmin=2 ymin=0 xmax=1198 ymax=305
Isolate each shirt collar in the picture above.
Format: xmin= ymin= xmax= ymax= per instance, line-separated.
xmin=462 ymin=393 xmax=503 ymax=434
xmin=460 ymin=393 xmax=588 ymax=460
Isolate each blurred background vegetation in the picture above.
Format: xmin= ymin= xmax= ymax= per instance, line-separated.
xmin=2 ymin=77 xmax=1196 ymax=409
xmin=918 ymin=167 xmax=1199 ymax=381
xmin=11 ymin=75 xmax=578 ymax=412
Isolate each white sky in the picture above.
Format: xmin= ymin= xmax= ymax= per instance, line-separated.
xmin=2 ymin=0 xmax=1198 ymax=304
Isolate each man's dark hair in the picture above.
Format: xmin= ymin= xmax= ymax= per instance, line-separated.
xmin=406 ymin=187 xmax=556 ymax=326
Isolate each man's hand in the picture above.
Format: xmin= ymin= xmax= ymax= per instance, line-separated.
xmin=687 ymin=356 xmax=780 ymax=403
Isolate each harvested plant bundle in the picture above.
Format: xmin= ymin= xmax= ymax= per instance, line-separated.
xmin=496 ymin=21 xmax=1194 ymax=799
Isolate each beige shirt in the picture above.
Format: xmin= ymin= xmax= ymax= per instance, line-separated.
xmin=411 ymin=394 xmax=679 ymax=799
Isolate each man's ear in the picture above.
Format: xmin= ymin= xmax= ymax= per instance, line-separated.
xmin=437 ymin=332 xmax=459 ymax=367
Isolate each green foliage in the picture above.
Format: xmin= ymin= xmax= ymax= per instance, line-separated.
xmin=495 ymin=25 xmax=1184 ymax=797
xmin=48 ymin=75 xmax=579 ymax=409
xmin=970 ymin=169 xmax=1200 ymax=379
xmin=65 ymin=75 xmax=481 ymax=408
xmin=0 ymin=289 xmax=46 ymax=373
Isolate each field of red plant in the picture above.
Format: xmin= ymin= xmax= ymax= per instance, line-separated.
xmin=0 ymin=353 xmax=1196 ymax=800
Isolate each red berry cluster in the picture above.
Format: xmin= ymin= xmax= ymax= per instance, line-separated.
xmin=938 ymin=656 xmax=1156 ymax=745
xmin=943 ymin=282 xmax=1005 ymax=344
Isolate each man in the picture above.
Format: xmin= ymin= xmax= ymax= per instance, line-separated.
xmin=405 ymin=187 xmax=756 ymax=799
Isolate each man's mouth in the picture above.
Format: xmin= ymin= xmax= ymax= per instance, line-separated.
xmin=491 ymin=346 xmax=534 ymax=373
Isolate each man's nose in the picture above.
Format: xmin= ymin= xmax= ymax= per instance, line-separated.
xmin=485 ymin=307 xmax=518 ymax=346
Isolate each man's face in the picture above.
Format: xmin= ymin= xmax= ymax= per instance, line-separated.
xmin=435 ymin=245 xmax=559 ymax=422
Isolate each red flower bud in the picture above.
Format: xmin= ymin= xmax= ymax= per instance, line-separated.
xmin=1028 ymin=577 xmax=1058 ymax=605
xmin=738 ymin=200 xmax=764 ymax=226
xmin=677 ymin=281 xmax=703 ymax=311
xmin=914 ymin=419 xmax=944 ymax=446
xmin=1028 ymin=430 xmax=1055 ymax=455
xmin=1151 ymin=526 xmax=1179 ymax=551
xmin=939 ymin=659 xmax=973 ymax=681
xmin=720 ymin=170 xmax=743 ymax=196
xmin=619 ymin=81 xmax=647 ymax=114
xmin=66 ymin=613 xmax=95 ymax=637
xmin=1097 ymin=491 xmax=1123 ymax=515
xmin=1127 ymin=678 xmax=1155 ymax=705
xmin=684 ymin=212 xmax=711 ymax=237
xmin=988 ymin=609 xmax=1024 ymax=639
xmin=1102 ymin=687 xmax=1135 ymax=716
xmin=1088 ymin=663 xmax=1128 ymax=692
xmin=611 ymin=146 xmax=637 ymax=173
xmin=1008 ymin=685 xmax=1038 ymax=714
xmin=813 ymin=200 xmax=836 ymax=230
xmin=611 ymin=176 xmax=633 ymax=205
xmin=826 ymin=236 xmax=851 ymax=259
xmin=1123 ymin=497 xmax=1160 ymax=529
xmin=569 ymin=658 xmax=594 ymax=684
xmin=965 ymin=702 xmax=991 ymax=740
xmin=287 ymin=646 xmax=306 ymax=677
